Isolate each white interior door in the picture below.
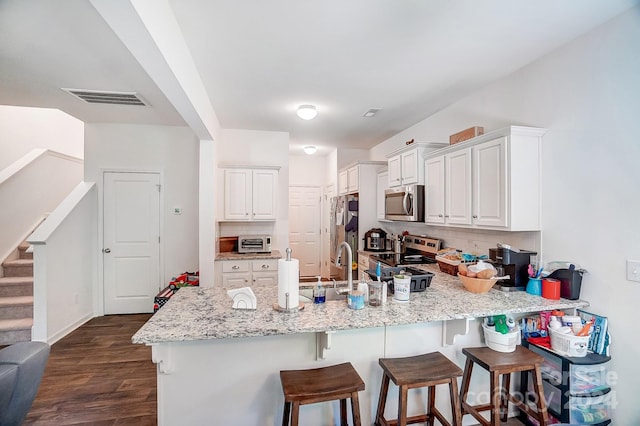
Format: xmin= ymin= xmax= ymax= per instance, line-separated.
xmin=289 ymin=186 xmax=321 ymax=278
xmin=103 ymin=172 xmax=161 ymax=314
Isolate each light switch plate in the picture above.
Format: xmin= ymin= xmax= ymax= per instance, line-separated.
xmin=173 ymin=207 xmax=182 ymax=215
xmin=627 ymin=260 xmax=640 ymax=282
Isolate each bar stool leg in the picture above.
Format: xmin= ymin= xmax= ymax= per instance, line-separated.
xmin=490 ymin=371 xmax=500 ymax=426
xmin=427 ymin=385 xmax=435 ymax=426
xmin=398 ymin=385 xmax=409 ymax=426
xmin=375 ymin=373 xmax=390 ymax=425
xmin=340 ymin=398 xmax=347 ymax=426
xmin=351 ymin=391 xmax=362 ymax=426
xmin=449 ymin=377 xmax=462 ymax=426
xmin=282 ymin=401 xmax=291 ymax=426
xmin=531 ymin=365 xmax=549 ymax=425
xmin=501 ymin=372 xmax=511 ymax=422
xmin=291 ymin=401 xmax=300 ymax=426
xmin=459 ymin=357 xmax=473 ymax=414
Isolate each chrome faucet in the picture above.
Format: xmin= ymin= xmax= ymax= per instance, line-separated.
xmin=335 ymin=241 xmax=353 ymax=291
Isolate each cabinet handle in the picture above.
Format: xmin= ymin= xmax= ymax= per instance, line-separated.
xmin=261 ymin=264 xmax=269 ymax=269
xmin=245 ymin=212 xmax=249 ymax=216
xmin=445 ymin=215 xmax=449 ymax=218
xmin=438 ymin=214 xmax=443 ymax=218
xmin=232 ymin=265 xmax=240 ymax=270
xmin=472 ymin=215 xmax=478 ymax=219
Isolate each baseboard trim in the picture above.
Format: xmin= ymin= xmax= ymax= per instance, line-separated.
xmin=47 ymin=312 xmax=94 ymax=345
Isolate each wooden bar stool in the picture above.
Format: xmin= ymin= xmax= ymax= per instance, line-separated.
xmin=280 ymin=362 xmax=365 ymax=426
xmin=375 ymin=352 xmax=463 ymax=426
xmin=459 ymin=346 xmax=548 ymax=426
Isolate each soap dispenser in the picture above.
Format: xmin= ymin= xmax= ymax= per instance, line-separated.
xmin=313 ymin=276 xmax=325 ymax=304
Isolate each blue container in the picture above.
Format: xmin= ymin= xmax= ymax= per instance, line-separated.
xmin=526 ymin=278 xmax=542 ymax=296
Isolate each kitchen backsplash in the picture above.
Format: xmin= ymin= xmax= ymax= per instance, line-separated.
xmin=380 ymin=222 xmax=540 ymax=259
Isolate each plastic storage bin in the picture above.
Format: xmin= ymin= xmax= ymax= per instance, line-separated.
xmin=482 ymin=322 xmax=520 ymax=352
xmin=549 ymin=328 xmax=590 ymax=357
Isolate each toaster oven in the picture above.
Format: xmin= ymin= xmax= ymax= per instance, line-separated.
xmin=238 ymin=235 xmax=272 ymax=253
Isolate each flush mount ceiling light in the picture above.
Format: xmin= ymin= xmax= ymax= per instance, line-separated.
xmin=303 ymin=146 xmax=317 ymax=155
xmin=296 ymin=105 xmax=318 ymax=120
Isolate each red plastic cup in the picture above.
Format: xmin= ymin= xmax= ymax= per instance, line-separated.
xmin=542 ymin=278 xmax=561 ymax=300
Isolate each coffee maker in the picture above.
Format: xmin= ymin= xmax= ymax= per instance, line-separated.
xmin=489 ymin=245 xmax=537 ymax=291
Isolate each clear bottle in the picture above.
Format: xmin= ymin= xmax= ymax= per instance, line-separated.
xmin=313 ymin=276 xmax=325 ymax=304
xmin=357 ymin=273 xmax=369 ymax=303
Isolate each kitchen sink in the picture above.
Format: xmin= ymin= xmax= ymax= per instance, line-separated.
xmin=299 ymin=284 xmax=349 ymax=302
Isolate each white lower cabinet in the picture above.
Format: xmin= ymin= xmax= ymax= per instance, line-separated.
xmin=220 ymin=259 xmax=278 ymax=287
xmin=424 ymin=126 xmax=545 ymax=231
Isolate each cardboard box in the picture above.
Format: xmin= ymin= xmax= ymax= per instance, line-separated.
xmin=449 ymin=126 xmax=485 ymax=145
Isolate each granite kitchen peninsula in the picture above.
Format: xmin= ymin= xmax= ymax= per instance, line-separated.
xmin=133 ymin=264 xmax=588 ymax=425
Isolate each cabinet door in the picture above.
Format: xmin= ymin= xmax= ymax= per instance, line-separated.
xmin=224 ymin=169 xmax=252 ymax=220
xmin=222 ymin=273 xmax=251 ymax=287
xmin=445 ymin=148 xmax=472 ymax=225
xmin=387 ymin=155 xmax=402 ymax=187
xmin=376 ymin=171 xmax=388 ymax=220
xmin=338 ymin=170 xmax=349 ymax=195
xmin=347 ymin=166 xmax=358 ymax=193
xmin=252 ymin=272 xmax=277 ymax=286
xmin=425 ymin=157 xmax=445 ymax=224
xmin=400 ymin=150 xmax=419 ymax=185
xmin=252 ymin=169 xmax=278 ymax=220
xmin=473 ymin=137 xmax=507 ymax=227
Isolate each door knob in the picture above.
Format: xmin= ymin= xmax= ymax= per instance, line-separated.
xmin=103 ymin=248 xmax=111 ymax=253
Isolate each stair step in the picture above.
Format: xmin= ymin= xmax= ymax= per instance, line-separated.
xmin=0 ymin=318 xmax=32 ymax=345
xmin=0 ymin=277 xmax=33 ymax=297
xmin=2 ymin=258 xmax=34 ymax=277
xmin=18 ymin=242 xmax=33 ymax=260
xmin=0 ymin=296 xmax=34 ymax=319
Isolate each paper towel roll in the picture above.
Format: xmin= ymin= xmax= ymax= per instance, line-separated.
xmin=278 ymin=258 xmax=300 ymax=309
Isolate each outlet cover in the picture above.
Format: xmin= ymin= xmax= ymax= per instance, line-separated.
xmin=627 ymin=260 xmax=640 ymax=282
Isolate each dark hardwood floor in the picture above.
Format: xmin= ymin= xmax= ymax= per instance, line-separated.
xmin=24 ymin=314 xmax=156 ymax=425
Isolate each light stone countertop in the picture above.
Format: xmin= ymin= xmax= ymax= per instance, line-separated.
xmin=132 ymin=264 xmax=588 ymax=344
xmin=215 ymin=249 xmax=283 ymax=261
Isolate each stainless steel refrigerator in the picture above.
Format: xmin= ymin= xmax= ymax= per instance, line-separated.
xmin=329 ymin=194 xmax=358 ymax=280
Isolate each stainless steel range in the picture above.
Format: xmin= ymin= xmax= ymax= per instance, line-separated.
xmin=369 ymin=235 xmax=442 ymax=268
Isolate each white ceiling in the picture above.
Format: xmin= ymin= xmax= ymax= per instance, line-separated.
xmin=1 ymin=0 xmax=638 ymax=154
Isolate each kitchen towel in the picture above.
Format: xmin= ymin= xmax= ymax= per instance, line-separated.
xmin=277 ymin=257 xmax=300 ymax=310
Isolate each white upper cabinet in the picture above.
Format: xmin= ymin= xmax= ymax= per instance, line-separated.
xmin=424 ymin=126 xmax=545 ymax=231
xmin=425 ymin=149 xmax=472 ymax=225
xmin=338 ymin=164 xmax=363 ymax=195
xmin=386 ymin=143 xmax=447 ymax=188
xmin=223 ymin=167 xmax=278 ymax=221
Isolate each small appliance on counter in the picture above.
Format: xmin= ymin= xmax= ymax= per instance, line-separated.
xmin=364 ymin=228 xmax=388 ymax=251
xmin=488 ymin=244 xmax=537 ymax=291
xmin=237 ymin=235 xmax=272 ymax=253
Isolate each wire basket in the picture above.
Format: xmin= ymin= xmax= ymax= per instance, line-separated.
xmin=549 ymin=328 xmax=589 ymax=357
xmin=482 ymin=322 xmax=520 ymax=353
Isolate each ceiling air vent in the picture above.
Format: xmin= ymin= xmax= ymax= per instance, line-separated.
xmin=62 ymin=88 xmax=147 ymax=106
xmin=363 ymin=108 xmax=380 ymax=118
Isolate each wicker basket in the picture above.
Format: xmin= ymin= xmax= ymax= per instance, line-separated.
xmin=437 ymin=260 xmax=458 ymax=276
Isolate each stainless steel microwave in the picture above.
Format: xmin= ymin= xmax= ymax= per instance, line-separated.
xmin=384 ymin=185 xmax=425 ymax=222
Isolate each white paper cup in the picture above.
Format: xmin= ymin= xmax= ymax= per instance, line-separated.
xmin=393 ymin=275 xmax=411 ymax=302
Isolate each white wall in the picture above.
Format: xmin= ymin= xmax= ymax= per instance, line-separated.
xmin=289 ymin=154 xmax=326 ymax=187
xmin=216 ymin=129 xmax=290 ymax=254
xmin=371 ymin=7 xmax=640 ymax=422
xmin=0 ymin=106 xmax=84 ymax=170
xmin=30 ymin=183 xmax=97 ymax=344
xmin=84 ymin=123 xmax=200 ymax=289
xmin=0 ymin=151 xmax=83 ymax=264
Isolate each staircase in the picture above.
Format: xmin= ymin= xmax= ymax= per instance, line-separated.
xmin=0 ymin=241 xmax=34 ymax=345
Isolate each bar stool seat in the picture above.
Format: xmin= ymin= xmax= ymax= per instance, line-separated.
xmin=460 ymin=346 xmax=548 ymax=426
xmin=280 ymin=362 xmax=365 ymax=426
xmin=375 ymin=352 xmax=463 ymax=426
